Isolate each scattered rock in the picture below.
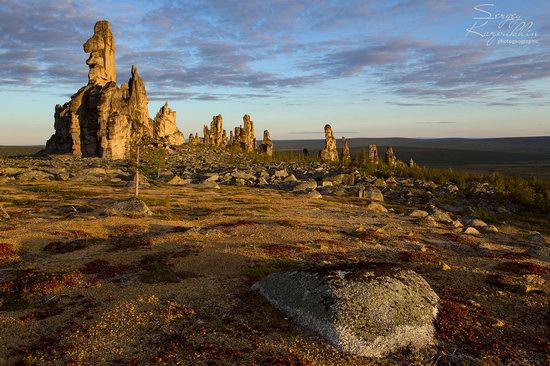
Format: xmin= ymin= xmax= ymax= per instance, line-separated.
xmin=427 ymin=205 xmax=453 ymax=223
xmin=366 ymin=202 xmax=388 ymax=213
xmin=293 ymin=180 xmax=317 ymax=192
xmin=468 ymin=219 xmax=487 ymax=227
xmin=408 ymin=209 xmax=429 ymax=218
xmin=104 ymin=199 xmax=153 ymax=217
xmin=273 ymin=169 xmax=288 ymax=178
xmin=464 ymin=227 xmax=481 ymax=236
xmin=253 ymin=266 xmax=439 ymax=358
xmin=0 ymin=205 xmax=9 ymax=220
xmin=306 ymin=190 xmax=323 ymax=199
xmin=484 ymin=225 xmax=499 ymax=233
xmin=360 ymin=187 xmax=384 ymax=202
xmin=167 ymin=175 xmax=190 ymax=186
xmin=283 ymin=174 xmax=297 ymax=183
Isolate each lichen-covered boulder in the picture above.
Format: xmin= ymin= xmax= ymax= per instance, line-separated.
xmin=104 ymin=199 xmax=152 ymax=217
xmin=253 ymin=264 xmax=439 ymax=358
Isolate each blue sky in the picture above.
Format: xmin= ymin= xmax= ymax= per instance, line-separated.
xmin=1 ymin=0 xmax=549 ymax=144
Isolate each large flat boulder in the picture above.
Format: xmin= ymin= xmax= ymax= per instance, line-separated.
xmin=253 ymin=264 xmax=438 ymax=358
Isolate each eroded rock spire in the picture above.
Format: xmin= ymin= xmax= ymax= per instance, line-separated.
xmin=83 ymin=20 xmax=116 ymax=85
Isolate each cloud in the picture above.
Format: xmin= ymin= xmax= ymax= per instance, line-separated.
xmin=0 ymin=0 xmax=549 ymax=108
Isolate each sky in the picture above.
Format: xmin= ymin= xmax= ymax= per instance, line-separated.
xmin=0 ymin=0 xmax=549 ymax=145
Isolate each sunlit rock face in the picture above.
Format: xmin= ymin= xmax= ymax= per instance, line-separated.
xmin=45 ymin=20 xmax=183 ymax=159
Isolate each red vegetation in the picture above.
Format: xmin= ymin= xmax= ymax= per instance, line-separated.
xmin=0 ymin=243 xmax=18 ymax=262
xmin=263 ymin=244 xmax=306 ymax=257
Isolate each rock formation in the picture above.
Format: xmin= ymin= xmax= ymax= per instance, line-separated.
xmin=45 ymin=20 xmax=184 ymax=159
xmin=242 ymin=114 xmax=255 ymax=152
xmin=83 ymin=20 xmax=116 ymax=86
xmin=368 ymin=144 xmax=378 ymax=164
xmin=253 ymin=266 xmax=439 ymax=358
xmin=203 ymin=125 xmax=210 ymax=145
xmin=188 ymin=133 xmax=201 ymax=145
xmin=385 ymin=147 xmax=397 ymax=167
xmin=229 ymin=114 xmax=255 ymax=152
xmin=259 ymin=130 xmax=273 ymax=157
xmin=319 ymin=124 xmax=339 ymax=162
xmin=208 ymin=115 xmax=225 ymax=147
xmin=153 ymin=102 xmax=184 ymax=145
xmin=341 ymin=136 xmax=351 ymax=164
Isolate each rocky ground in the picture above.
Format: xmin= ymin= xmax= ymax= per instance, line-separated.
xmin=0 ymin=145 xmax=549 ymax=365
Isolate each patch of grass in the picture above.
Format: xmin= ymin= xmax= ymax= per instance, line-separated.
xmin=399 ymin=251 xmax=441 ymax=264
xmin=108 ymin=224 xmax=148 ymax=237
xmin=472 ymin=209 xmax=499 ymax=223
xmin=27 ymin=185 xmax=61 ymax=193
xmin=50 ymin=230 xmax=91 ymax=239
xmin=141 ymin=197 xmax=174 ymax=207
xmin=262 ymin=244 xmax=306 ymax=258
xmin=361 ymin=161 xmax=550 ymax=213
xmin=243 ymin=265 xmax=280 ymax=282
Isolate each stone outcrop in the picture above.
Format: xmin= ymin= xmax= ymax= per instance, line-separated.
xmin=319 ymin=124 xmax=339 ymax=162
xmin=341 ymin=136 xmax=351 ymax=164
xmin=253 ymin=265 xmax=439 ymax=358
xmin=188 ymin=133 xmax=201 ymax=145
xmin=207 ymin=115 xmax=225 ymax=147
xmin=153 ymin=102 xmax=184 ymax=145
xmin=385 ymin=147 xmax=397 ymax=167
xmin=230 ymin=114 xmax=255 ymax=152
xmin=83 ymin=20 xmax=116 ymax=86
xmin=368 ymin=144 xmax=378 ymax=164
xmin=45 ymin=20 xmax=184 ymax=159
xmin=242 ymin=114 xmax=255 ymax=152
xmin=259 ymin=130 xmax=273 ymax=157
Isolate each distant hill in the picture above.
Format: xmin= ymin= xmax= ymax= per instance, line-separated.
xmin=273 ymin=136 xmax=550 ymax=179
xmin=2 ymin=136 xmax=549 ymax=178
xmin=0 ymin=146 xmax=44 ymax=157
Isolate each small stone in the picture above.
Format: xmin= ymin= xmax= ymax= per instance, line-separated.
xmin=440 ymin=262 xmax=451 ymax=271
xmin=283 ymin=174 xmax=297 ymax=183
xmin=258 ymin=177 xmax=268 ymax=186
xmin=306 ymin=190 xmax=323 ymax=199
xmin=451 ymin=220 xmax=464 ymax=229
xmin=0 ymin=205 xmax=10 ymax=220
xmin=104 ymin=199 xmax=153 ymax=217
xmin=464 ymin=227 xmax=481 ymax=236
xmin=494 ymin=319 xmax=505 ymax=328
xmin=362 ymin=187 xmax=384 ymax=202
xmin=468 ymin=219 xmax=487 ymax=227
xmin=293 ymin=180 xmax=317 ymax=192
xmin=366 ymin=202 xmax=388 ymax=213
xmin=273 ymin=169 xmax=288 ymax=178
xmin=409 ymin=209 xmax=429 ymax=218
xmin=484 ymin=225 xmax=499 ymax=233
xmin=167 ymin=175 xmax=189 ymax=186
